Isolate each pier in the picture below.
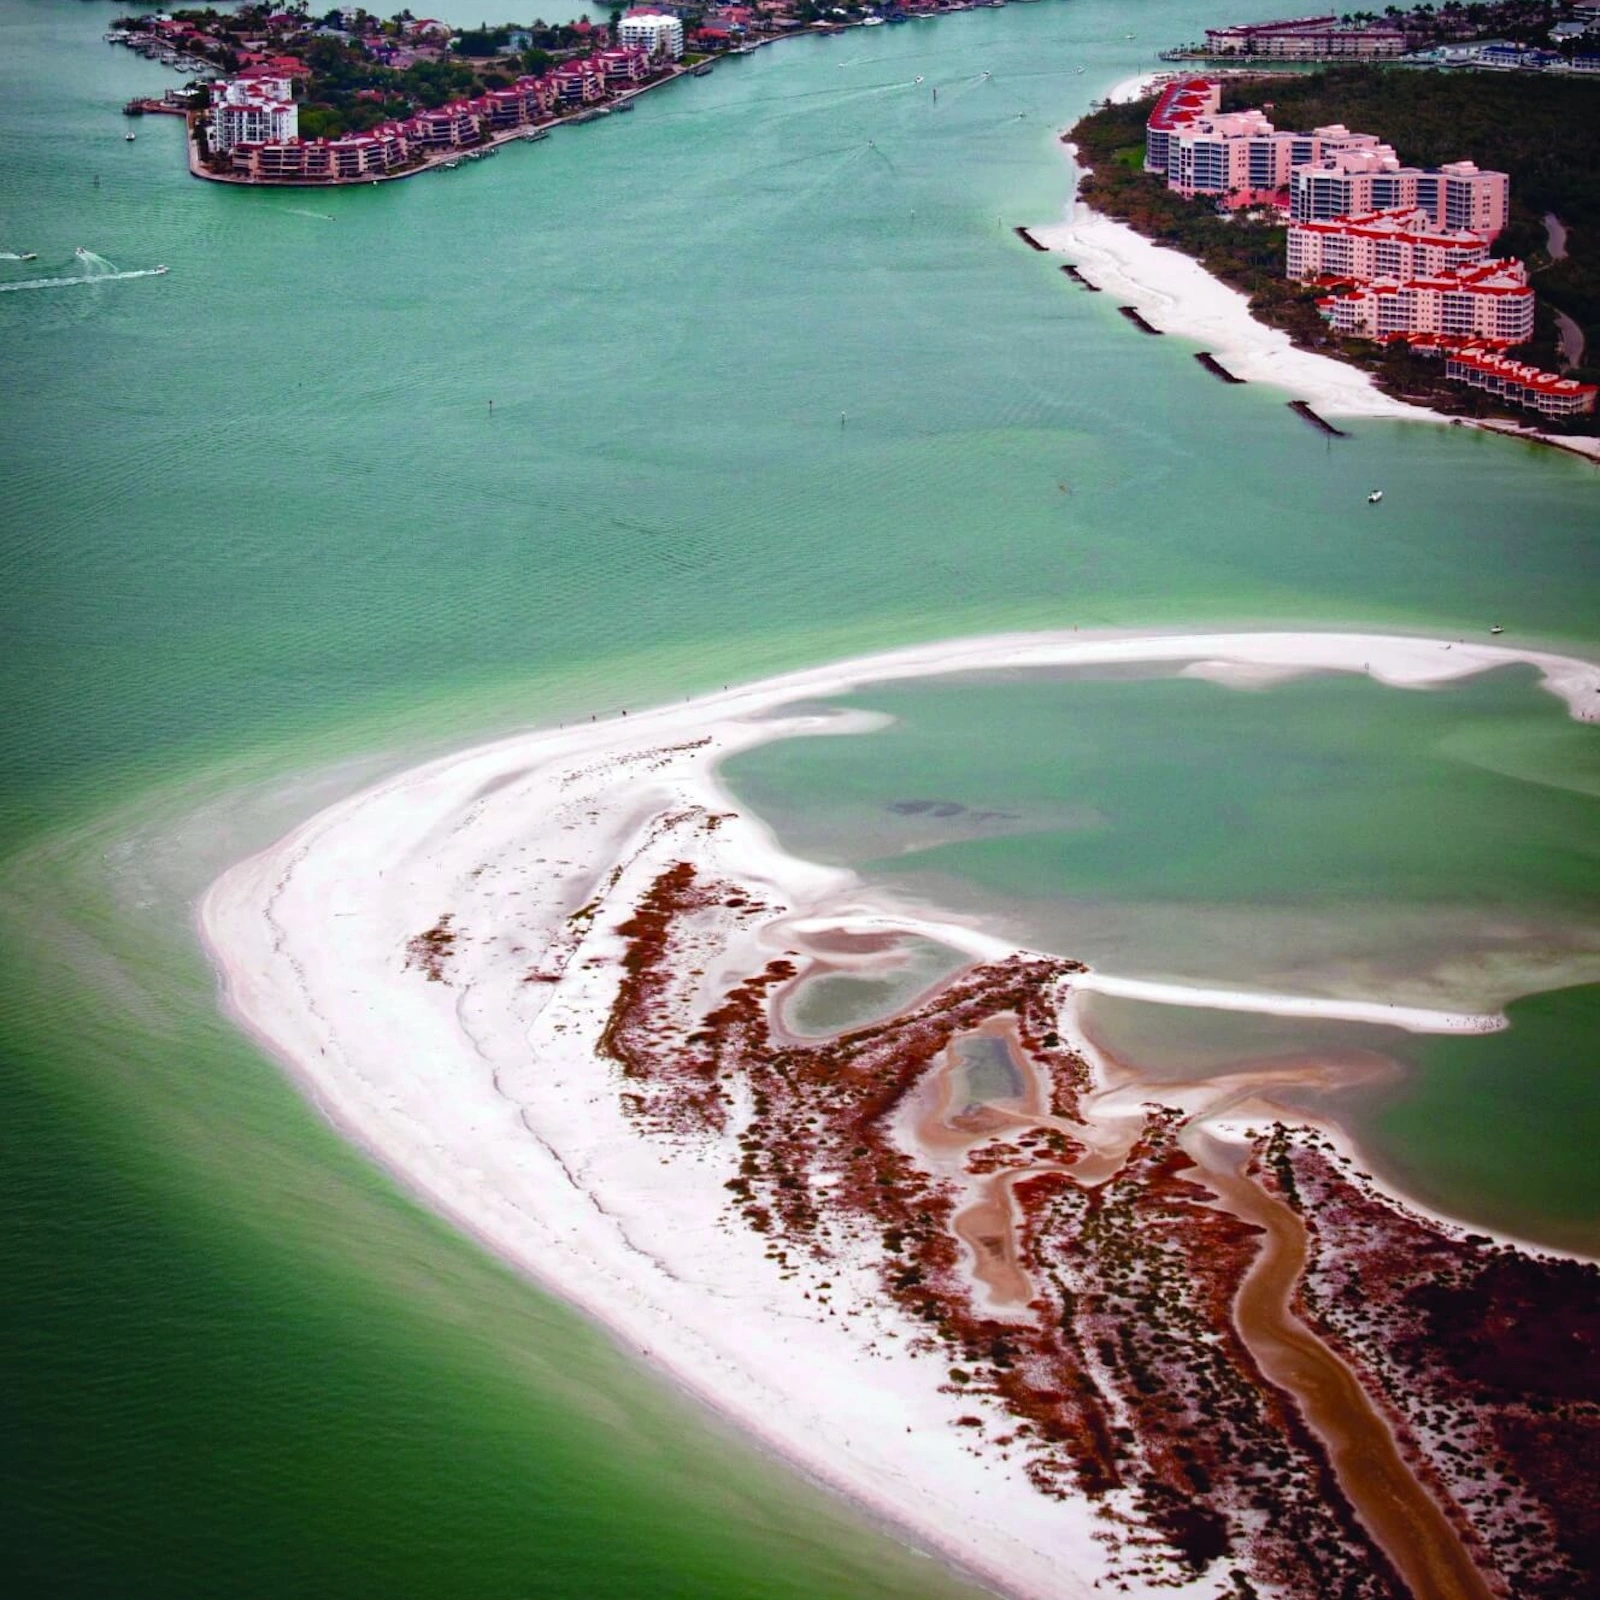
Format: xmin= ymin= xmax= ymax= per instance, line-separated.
xmin=124 ymin=96 xmax=190 ymax=117
xmin=1118 ymin=305 xmax=1163 ymax=335
xmin=1195 ymin=351 xmax=1244 ymax=384
xmin=1288 ymin=400 xmax=1349 ymax=438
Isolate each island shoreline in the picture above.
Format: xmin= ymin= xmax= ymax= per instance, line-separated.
xmin=200 ymin=626 xmax=1599 ymax=1600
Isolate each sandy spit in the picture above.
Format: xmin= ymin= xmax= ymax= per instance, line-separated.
xmin=199 ymin=629 xmax=1599 ymax=1600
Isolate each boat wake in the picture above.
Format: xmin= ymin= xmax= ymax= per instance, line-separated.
xmin=1 ymin=252 xmax=168 ymax=293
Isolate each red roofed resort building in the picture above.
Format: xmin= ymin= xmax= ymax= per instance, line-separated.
xmin=1317 ymin=260 xmax=1535 ymax=347
xmin=1134 ymin=77 xmax=1580 ymax=417
xmin=1143 ymin=78 xmax=1222 ymax=176
xmin=1287 ymin=209 xmax=1490 ymax=283
xmin=1443 ymin=349 xmax=1598 ymax=418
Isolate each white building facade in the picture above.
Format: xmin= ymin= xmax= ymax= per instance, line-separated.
xmin=210 ymin=77 xmax=299 ymax=151
xmin=618 ymin=13 xmax=684 ymax=60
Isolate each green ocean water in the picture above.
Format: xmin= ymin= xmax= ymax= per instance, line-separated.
xmin=1 ymin=0 xmax=1596 ymax=1593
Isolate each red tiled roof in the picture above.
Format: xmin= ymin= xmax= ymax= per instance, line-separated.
xmin=1146 ymin=78 xmax=1218 ymax=135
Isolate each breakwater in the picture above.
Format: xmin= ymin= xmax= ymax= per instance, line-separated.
xmin=1195 ymin=351 xmax=1244 ymax=384
xmin=1014 ymin=226 xmax=1048 ymax=252
xmin=1060 ymin=263 xmax=1100 ymax=291
xmin=1118 ymin=304 xmax=1162 ymax=335
xmin=1288 ymin=399 xmax=1349 ymax=437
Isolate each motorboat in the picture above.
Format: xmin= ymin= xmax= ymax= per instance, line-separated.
xmin=691 ymin=62 xmax=713 ymax=75
xmin=1489 ymin=624 xmax=1504 ymax=635
xmin=153 ymin=264 xmax=169 ymax=274
xmin=74 ymin=245 xmax=90 ymax=258
xmin=1367 ymin=489 xmax=1383 ymax=503
xmin=125 ymin=131 xmax=136 ymax=141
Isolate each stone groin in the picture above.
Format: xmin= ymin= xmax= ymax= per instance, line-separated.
xmin=1195 ymin=351 xmax=1244 ymax=384
xmin=1117 ymin=305 xmax=1163 ymax=335
xmin=1288 ymin=400 xmax=1349 ymax=437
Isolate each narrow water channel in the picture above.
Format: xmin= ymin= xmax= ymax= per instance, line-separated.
xmin=1183 ymin=1127 xmax=1496 ymax=1600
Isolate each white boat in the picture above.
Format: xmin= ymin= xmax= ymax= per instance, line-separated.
xmin=74 ymin=245 xmax=90 ymax=258
xmin=153 ymin=264 xmax=169 ymax=274
xmin=1367 ymin=490 xmax=1383 ymax=503
xmin=1490 ymin=624 xmax=1504 ymax=635
xmin=125 ymin=131 xmax=136 ymax=141
xmin=862 ymin=14 xmax=885 ymax=23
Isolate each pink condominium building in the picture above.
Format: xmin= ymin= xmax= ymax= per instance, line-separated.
xmin=1144 ymin=81 xmax=1388 ymax=208
xmin=1289 ymin=153 xmax=1508 ymax=242
xmin=1142 ymin=79 xmax=1508 ymax=240
xmin=1287 ymin=209 xmax=1489 ymax=284
xmin=1317 ymin=259 xmax=1534 ymax=347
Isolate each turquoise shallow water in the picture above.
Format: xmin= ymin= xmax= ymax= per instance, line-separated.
xmin=1 ymin=0 xmax=1596 ymax=1592
xmin=723 ymin=665 xmax=1600 ymax=1248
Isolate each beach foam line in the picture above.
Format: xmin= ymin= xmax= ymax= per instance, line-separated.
xmin=1068 ymin=972 xmax=1506 ymax=1034
xmin=200 ymin=627 xmax=1599 ymax=1600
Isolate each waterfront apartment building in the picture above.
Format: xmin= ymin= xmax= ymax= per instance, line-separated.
xmin=1143 ymin=79 xmax=1509 ymax=235
xmin=618 ymin=12 xmax=685 ymax=60
xmin=1146 ymin=81 xmax=1389 ymax=209
xmin=1289 ymin=153 xmax=1508 ymax=241
xmin=1443 ymin=348 xmax=1598 ymax=417
xmin=1203 ymin=14 xmax=1407 ymax=59
xmin=1164 ymin=116 xmax=1389 ymax=207
xmin=1143 ymin=77 xmax=1222 ymax=175
xmin=1286 ymin=209 xmax=1490 ymax=283
xmin=220 ymin=48 xmax=665 ymax=183
xmin=209 ymin=76 xmax=298 ymax=151
xmin=1318 ymin=259 xmax=1534 ymax=347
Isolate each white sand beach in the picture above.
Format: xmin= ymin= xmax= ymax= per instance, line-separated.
xmin=201 ymin=629 xmax=1599 ymax=1600
xmin=1034 ymin=197 xmax=1442 ymax=422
